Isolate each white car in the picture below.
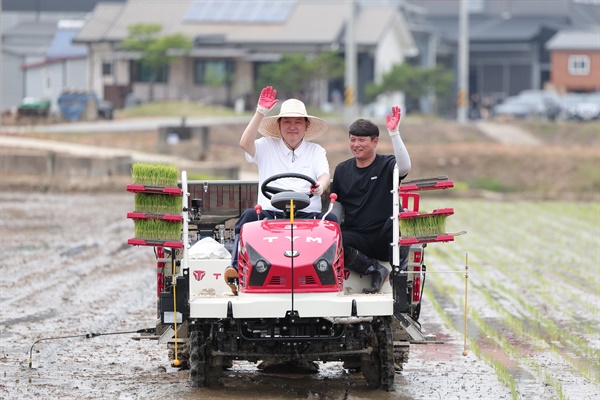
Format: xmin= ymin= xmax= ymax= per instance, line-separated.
xmin=574 ymin=92 xmax=600 ymax=121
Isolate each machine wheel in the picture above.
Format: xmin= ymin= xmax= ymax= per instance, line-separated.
xmin=361 ymin=317 xmax=395 ymax=391
xmin=189 ymin=329 xmax=222 ymax=387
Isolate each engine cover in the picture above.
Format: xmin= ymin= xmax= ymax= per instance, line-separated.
xmin=238 ymin=219 xmax=343 ymax=293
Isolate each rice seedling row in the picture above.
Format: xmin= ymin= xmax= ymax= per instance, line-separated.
xmin=419 ymin=198 xmax=600 ymax=400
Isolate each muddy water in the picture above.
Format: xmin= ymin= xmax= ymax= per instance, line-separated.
xmin=1 ymin=192 xmax=513 ymax=399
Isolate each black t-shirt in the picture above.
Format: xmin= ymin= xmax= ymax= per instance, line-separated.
xmin=331 ymin=154 xmax=406 ymax=232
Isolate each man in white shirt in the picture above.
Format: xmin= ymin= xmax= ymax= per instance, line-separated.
xmin=224 ymin=86 xmax=336 ymax=293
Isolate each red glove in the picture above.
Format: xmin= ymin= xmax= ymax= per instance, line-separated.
xmin=256 ymin=86 xmax=279 ymax=115
xmin=310 ymin=183 xmax=323 ymax=197
xmin=386 ymin=106 xmax=401 ymax=136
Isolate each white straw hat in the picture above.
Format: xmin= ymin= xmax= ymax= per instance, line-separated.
xmin=258 ymin=99 xmax=328 ymax=141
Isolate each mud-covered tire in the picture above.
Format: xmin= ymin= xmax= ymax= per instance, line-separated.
xmin=377 ymin=317 xmax=395 ymax=391
xmin=361 ymin=317 xmax=395 ymax=391
xmin=189 ymin=331 xmax=205 ymax=387
xmin=189 ymin=329 xmax=222 ymax=388
xmin=361 ymin=341 xmax=381 ymax=389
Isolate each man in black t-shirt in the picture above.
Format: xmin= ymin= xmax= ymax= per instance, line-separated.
xmin=330 ymin=106 xmax=411 ymax=293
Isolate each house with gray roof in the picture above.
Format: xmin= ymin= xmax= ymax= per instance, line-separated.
xmin=408 ymin=0 xmax=599 ymax=106
xmin=73 ymin=0 xmax=418 ymax=109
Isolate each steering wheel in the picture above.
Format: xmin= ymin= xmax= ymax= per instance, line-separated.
xmin=260 ymin=173 xmax=317 ymax=200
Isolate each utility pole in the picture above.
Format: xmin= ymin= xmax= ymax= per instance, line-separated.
xmin=344 ymin=0 xmax=358 ymax=126
xmin=457 ymin=0 xmax=469 ymax=124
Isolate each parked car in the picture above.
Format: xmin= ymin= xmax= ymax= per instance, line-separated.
xmin=574 ymin=92 xmax=600 ymax=121
xmin=557 ymin=93 xmax=588 ymax=120
xmin=493 ymin=96 xmax=536 ymax=119
xmin=493 ymin=90 xmax=560 ymax=119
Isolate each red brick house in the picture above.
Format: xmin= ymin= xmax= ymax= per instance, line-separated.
xmin=546 ymin=28 xmax=600 ymax=93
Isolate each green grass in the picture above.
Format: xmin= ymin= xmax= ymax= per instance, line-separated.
xmin=471 ymin=177 xmax=517 ymax=192
xmin=187 ymin=172 xmax=228 ymax=180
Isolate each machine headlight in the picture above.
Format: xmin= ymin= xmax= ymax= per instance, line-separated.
xmin=316 ymin=259 xmax=330 ymax=272
xmin=255 ymin=260 xmax=268 ymax=273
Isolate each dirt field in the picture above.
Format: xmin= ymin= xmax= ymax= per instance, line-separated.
xmin=0 ymin=191 xmax=512 ymax=399
xmin=1 ymin=193 xmax=597 ymax=399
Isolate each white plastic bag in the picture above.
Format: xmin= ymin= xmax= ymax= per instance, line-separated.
xmin=189 ymin=237 xmax=231 ymax=260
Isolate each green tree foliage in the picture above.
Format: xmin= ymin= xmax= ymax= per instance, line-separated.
xmin=257 ymin=51 xmax=344 ymax=105
xmin=121 ymin=23 xmax=192 ymax=101
xmin=366 ymin=63 xmax=454 ymax=113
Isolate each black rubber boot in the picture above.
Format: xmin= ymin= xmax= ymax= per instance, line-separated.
xmin=343 ymin=245 xmax=372 ymax=275
xmin=362 ymin=262 xmax=390 ymax=294
xmin=344 ymin=245 xmax=390 ymax=294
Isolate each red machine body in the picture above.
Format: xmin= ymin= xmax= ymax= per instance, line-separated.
xmin=237 ymin=218 xmax=343 ymax=294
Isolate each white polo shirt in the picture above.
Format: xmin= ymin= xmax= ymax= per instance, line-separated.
xmin=246 ymin=137 xmax=330 ymax=212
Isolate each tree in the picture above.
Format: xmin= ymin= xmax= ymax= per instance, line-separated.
xmin=365 ymin=63 xmax=454 ymax=114
xmin=121 ymin=24 xmax=192 ymax=102
xmin=257 ymin=51 xmax=344 ymax=106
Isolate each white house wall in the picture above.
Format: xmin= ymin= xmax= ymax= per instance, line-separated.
xmin=25 ymin=64 xmax=60 ymax=112
xmin=1 ymin=52 xmax=24 ymax=111
xmin=87 ymin=43 xmax=113 ymax=99
xmin=234 ymin=60 xmax=253 ymax=99
xmin=375 ymin=29 xmax=405 ymax=84
xmin=24 ymin=58 xmax=87 ymax=113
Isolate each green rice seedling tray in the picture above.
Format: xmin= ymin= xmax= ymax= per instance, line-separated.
xmin=127 ymin=184 xmax=182 ymax=195
xmin=131 ymin=162 xmax=179 ymax=187
xmin=400 ymin=208 xmax=454 ymax=239
xmin=133 ymin=219 xmax=182 ymax=241
xmin=127 ymin=238 xmax=183 ymax=248
xmin=127 ymin=212 xmax=183 ymax=222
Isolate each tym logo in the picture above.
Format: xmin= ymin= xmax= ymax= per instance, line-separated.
xmin=263 ymin=236 xmax=322 ymax=243
xmin=193 ymin=270 xmax=206 ymax=281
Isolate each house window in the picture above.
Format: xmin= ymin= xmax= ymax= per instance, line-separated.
xmin=43 ymin=70 xmax=52 ymax=92
xmin=193 ymin=60 xmax=232 ymax=85
xmin=102 ymin=62 xmax=113 ymax=76
xmin=129 ymin=61 xmax=168 ymax=82
xmin=568 ymin=55 xmax=590 ymax=76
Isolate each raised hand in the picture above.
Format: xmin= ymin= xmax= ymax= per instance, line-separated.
xmin=386 ymin=106 xmax=401 ymax=136
xmin=256 ymin=86 xmax=279 ymax=115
